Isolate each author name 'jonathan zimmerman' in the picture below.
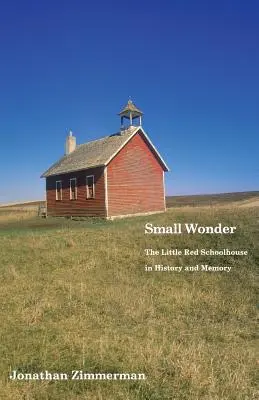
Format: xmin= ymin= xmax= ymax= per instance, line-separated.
xmin=144 ymin=223 xmax=237 ymax=235
xmin=9 ymin=370 xmax=146 ymax=381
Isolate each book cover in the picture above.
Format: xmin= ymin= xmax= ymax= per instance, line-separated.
xmin=1 ymin=1 xmax=258 ymax=399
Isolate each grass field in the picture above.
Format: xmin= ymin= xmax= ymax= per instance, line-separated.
xmin=0 ymin=196 xmax=258 ymax=399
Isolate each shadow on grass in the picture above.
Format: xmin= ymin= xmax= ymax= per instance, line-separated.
xmin=0 ymin=216 xmax=110 ymax=235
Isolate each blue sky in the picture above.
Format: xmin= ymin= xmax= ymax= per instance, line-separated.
xmin=1 ymin=0 xmax=258 ymax=203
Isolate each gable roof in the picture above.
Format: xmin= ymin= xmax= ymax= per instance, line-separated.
xmin=41 ymin=126 xmax=169 ymax=178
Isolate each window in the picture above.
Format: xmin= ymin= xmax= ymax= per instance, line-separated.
xmin=86 ymin=175 xmax=95 ymax=199
xmin=70 ymin=178 xmax=77 ymax=200
xmin=56 ymin=180 xmax=62 ymax=200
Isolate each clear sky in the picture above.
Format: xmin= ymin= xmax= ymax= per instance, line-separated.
xmin=1 ymin=0 xmax=258 ymax=203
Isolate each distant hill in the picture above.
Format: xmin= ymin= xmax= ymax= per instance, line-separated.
xmin=0 ymin=200 xmax=44 ymax=208
xmin=1 ymin=191 xmax=258 ymax=209
xmin=166 ymin=191 xmax=259 ymax=207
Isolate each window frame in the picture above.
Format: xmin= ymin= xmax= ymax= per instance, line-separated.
xmin=86 ymin=175 xmax=95 ymax=199
xmin=69 ymin=177 xmax=77 ymax=200
xmin=55 ymin=180 xmax=62 ymax=201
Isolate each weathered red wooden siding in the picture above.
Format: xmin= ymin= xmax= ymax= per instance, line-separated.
xmin=46 ymin=167 xmax=106 ymax=217
xmin=107 ymin=131 xmax=165 ymax=217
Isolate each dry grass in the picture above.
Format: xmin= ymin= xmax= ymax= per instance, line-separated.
xmin=0 ymin=205 xmax=258 ymax=399
xmin=0 ymin=205 xmax=39 ymax=223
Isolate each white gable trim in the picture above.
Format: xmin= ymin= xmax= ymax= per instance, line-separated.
xmin=104 ymin=127 xmax=170 ymax=171
xmin=139 ymin=128 xmax=170 ymax=171
xmin=104 ymin=167 xmax=109 ymax=217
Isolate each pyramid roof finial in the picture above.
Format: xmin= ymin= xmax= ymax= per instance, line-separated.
xmin=118 ymin=99 xmax=143 ymax=117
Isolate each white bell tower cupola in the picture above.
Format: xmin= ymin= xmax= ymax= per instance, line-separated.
xmin=118 ymin=99 xmax=143 ymax=130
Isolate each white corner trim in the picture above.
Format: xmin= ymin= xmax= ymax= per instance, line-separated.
xmin=46 ymin=182 xmax=48 ymax=215
xmin=104 ymin=167 xmax=108 ymax=217
xmin=163 ymin=171 xmax=166 ymax=211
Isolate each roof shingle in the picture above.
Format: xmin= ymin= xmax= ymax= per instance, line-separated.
xmin=41 ymin=127 xmax=137 ymax=177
